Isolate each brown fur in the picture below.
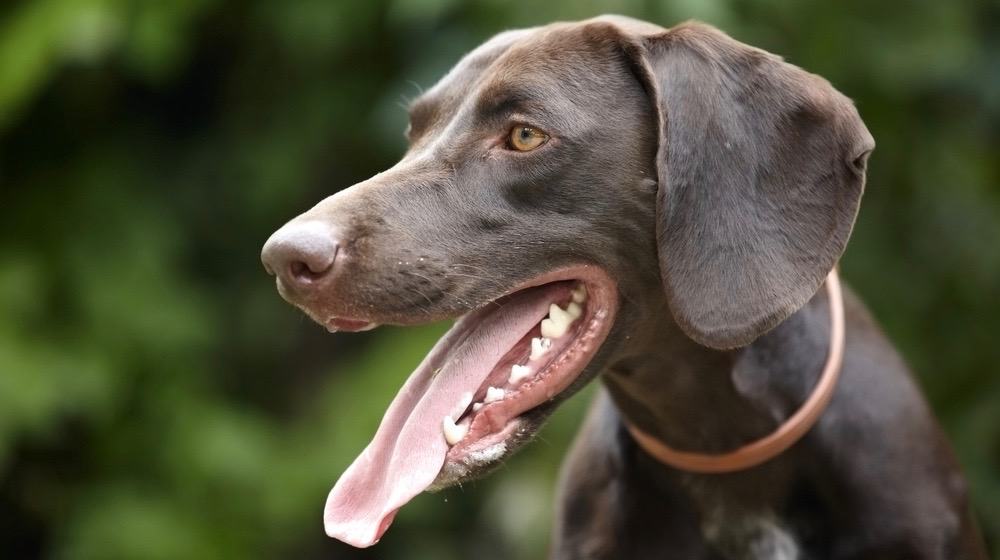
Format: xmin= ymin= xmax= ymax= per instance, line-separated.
xmin=262 ymin=16 xmax=987 ymax=559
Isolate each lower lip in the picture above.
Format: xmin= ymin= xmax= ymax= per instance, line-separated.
xmin=326 ymin=317 xmax=379 ymax=332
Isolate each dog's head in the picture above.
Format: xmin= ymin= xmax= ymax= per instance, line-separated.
xmin=261 ymin=16 xmax=872 ymax=547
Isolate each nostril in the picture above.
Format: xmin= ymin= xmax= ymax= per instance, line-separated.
xmin=289 ymin=260 xmax=310 ymax=280
xmin=288 ymin=254 xmax=334 ymax=284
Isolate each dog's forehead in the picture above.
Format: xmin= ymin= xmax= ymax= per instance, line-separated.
xmin=415 ymin=18 xmax=657 ymax=113
xmin=441 ymin=15 xmax=663 ymax=87
xmin=413 ymin=28 xmax=536 ymax=112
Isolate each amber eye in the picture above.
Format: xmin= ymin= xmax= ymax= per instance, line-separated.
xmin=508 ymin=125 xmax=549 ymax=151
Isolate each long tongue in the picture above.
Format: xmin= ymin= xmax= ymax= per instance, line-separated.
xmin=323 ymin=285 xmax=557 ymax=547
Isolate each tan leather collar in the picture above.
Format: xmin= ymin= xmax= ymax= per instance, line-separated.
xmin=626 ymin=269 xmax=845 ymax=474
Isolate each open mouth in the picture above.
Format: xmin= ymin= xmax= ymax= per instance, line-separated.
xmin=322 ymin=265 xmax=618 ymax=548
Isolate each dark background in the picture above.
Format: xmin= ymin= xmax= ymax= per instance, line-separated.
xmin=1 ymin=0 xmax=997 ymax=558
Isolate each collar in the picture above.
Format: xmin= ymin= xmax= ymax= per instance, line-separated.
xmin=625 ymin=269 xmax=845 ymax=474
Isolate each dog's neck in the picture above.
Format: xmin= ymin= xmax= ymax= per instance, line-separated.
xmin=602 ymin=289 xmax=832 ymax=457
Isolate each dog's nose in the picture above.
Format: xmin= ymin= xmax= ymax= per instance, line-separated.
xmin=261 ymin=221 xmax=339 ymax=290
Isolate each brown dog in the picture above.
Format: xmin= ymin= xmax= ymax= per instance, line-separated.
xmin=261 ymin=16 xmax=987 ymax=559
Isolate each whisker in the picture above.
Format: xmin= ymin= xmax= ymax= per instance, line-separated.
xmin=406 ymin=80 xmax=424 ymax=96
xmin=449 ymin=263 xmax=492 ymax=274
xmin=412 ymin=290 xmax=435 ymax=308
xmin=443 ymin=273 xmax=505 ymax=291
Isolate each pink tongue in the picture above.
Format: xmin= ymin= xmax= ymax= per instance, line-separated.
xmin=323 ymin=285 xmax=557 ymax=547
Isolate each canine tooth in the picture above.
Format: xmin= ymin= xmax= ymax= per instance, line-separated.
xmin=530 ymin=337 xmax=552 ymax=360
xmin=442 ymin=416 xmax=468 ymax=445
xmin=571 ymin=285 xmax=587 ymax=303
xmin=509 ymin=364 xmax=531 ymax=384
xmin=472 ymin=402 xmax=483 ymax=412
xmin=484 ymin=386 xmax=505 ymax=403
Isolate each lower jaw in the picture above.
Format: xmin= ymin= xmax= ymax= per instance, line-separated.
xmin=429 ymin=416 xmax=532 ymax=490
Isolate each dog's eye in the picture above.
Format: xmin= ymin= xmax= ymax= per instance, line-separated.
xmin=508 ymin=126 xmax=549 ymax=152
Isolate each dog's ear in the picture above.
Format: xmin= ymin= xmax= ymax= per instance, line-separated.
xmin=623 ymin=22 xmax=874 ymax=349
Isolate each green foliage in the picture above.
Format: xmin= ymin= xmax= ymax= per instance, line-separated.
xmin=0 ymin=0 xmax=997 ymax=557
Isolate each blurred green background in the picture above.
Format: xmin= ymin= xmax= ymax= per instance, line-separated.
xmin=1 ymin=0 xmax=997 ymax=558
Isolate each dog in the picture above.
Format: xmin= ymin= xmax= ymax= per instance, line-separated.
xmin=261 ymin=16 xmax=988 ymax=559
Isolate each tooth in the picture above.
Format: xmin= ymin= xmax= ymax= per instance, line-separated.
xmin=509 ymin=364 xmax=531 ymax=384
xmin=442 ymin=416 xmax=468 ymax=445
xmin=541 ymin=303 xmax=576 ymax=338
xmin=472 ymin=402 xmax=483 ymax=412
xmin=571 ymin=285 xmax=587 ymax=303
xmin=541 ymin=318 xmax=565 ymax=338
xmin=484 ymin=386 xmax=505 ymax=403
xmin=566 ymin=302 xmax=582 ymax=319
xmin=549 ymin=303 xmax=573 ymax=324
xmin=530 ymin=337 xmax=552 ymax=360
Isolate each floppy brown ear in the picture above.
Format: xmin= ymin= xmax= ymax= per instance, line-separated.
xmin=629 ymin=22 xmax=874 ymax=349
